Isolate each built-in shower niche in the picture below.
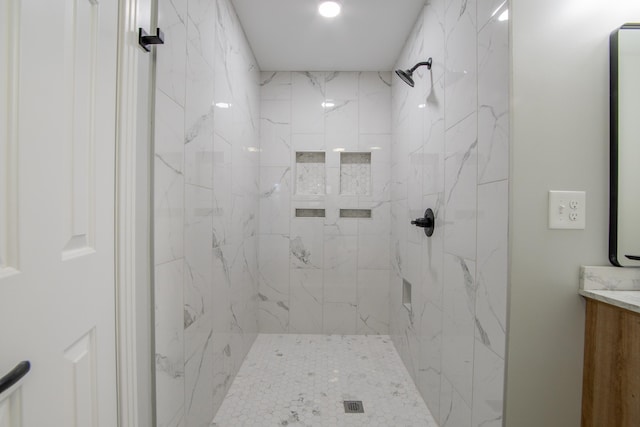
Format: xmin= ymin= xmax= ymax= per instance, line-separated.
xmin=295 ymin=152 xmax=325 ymax=195
xmin=340 ymin=152 xmax=371 ymax=195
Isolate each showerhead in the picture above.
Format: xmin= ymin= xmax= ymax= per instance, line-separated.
xmin=395 ymin=69 xmax=415 ymax=87
xmin=395 ymin=58 xmax=433 ymax=87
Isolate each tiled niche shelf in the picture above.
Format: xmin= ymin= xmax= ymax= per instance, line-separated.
xmin=295 ymin=208 xmax=326 ymax=218
xmin=340 ymin=152 xmax=371 ymax=196
xmin=339 ymin=209 xmax=372 ymax=219
xmin=402 ymin=278 xmax=412 ymax=313
xmin=295 ymin=152 xmax=325 ymax=195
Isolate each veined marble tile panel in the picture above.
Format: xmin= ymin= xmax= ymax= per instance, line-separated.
xmin=444 ymin=112 xmax=477 ymax=260
xmin=357 ymin=269 xmax=390 ymax=334
xmin=183 ymin=184 xmax=214 ymax=329
xmin=155 ymin=259 xmax=185 ymax=427
xmin=292 ymin=72 xmax=326 ymax=134
xmin=444 ymin=0 xmax=478 ymax=128
xmin=476 ymin=180 xmax=508 ymax=358
xmin=260 ymin=100 xmax=291 ymax=167
xmin=157 ymin=0 xmax=187 ymax=106
xmin=187 ymin=0 xmax=216 ymax=67
xmin=359 ymin=71 xmax=392 ymax=134
xmin=289 ymin=269 xmax=324 ymax=334
xmin=478 ymin=12 xmax=509 ymax=184
xmin=259 ymin=166 xmax=291 ymax=235
xmin=441 ymin=254 xmax=476 ymax=406
xmin=260 ymin=71 xmax=292 ymax=101
xmin=472 ymin=339 xmax=504 ymax=427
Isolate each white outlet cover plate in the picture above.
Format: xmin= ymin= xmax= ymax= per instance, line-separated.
xmin=548 ymin=191 xmax=586 ymax=229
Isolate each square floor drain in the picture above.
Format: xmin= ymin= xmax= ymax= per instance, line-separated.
xmin=343 ymin=401 xmax=364 ymax=413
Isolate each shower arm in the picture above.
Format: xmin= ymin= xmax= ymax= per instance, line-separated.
xmin=409 ymin=58 xmax=433 ymax=72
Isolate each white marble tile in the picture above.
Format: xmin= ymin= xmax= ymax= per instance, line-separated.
xmin=260 ymin=71 xmax=292 ymax=101
xmin=183 ymin=184 xmax=213 ymax=329
xmin=212 ymin=335 xmax=438 ymax=426
xmin=478 ymin=14 xmax=509 ymax=184
xmin=325 ymin=71 xmax=358 ymax=100
xmin=323 ymin=235 xmax=358 ymax=303
xmin=323 ymin=303 xmax=357 ymax=335
xmin=292 ymin=72 xmax=326 ymax=134
xmin=289 ymin=269 xmax=324 ymax=333
xmin=359 ymin=72 xmax=392 ymax=134
xmin=260 ymin=100 xmax=291 ymax=167
xmin=258 ymin=235 xmax=290 ymax=333
xmin=477 ymin=0 xmax=508 ymax=29
xmin=444 ymin=0 xmax=477 ymax=128
xmin=155 ymin=92 xmax=185 ymax=265
xmin=440 ymin=376 xmax=472 ymax=427
xmin=471 ymin=340 xmax=504 ymax=427
xmin=407 ymin=149 xmax=424 ymax=230
xmin=417 ymin=302 xmax=443 ymax=421
xmin=357 ymin=270 xmax=390 ymax=334
xmin=157 ymin=0 xmax=187 ymax=106
xmin=358 ymin=234 xmax=390 ymax=270
xmin=259 ymin=166 xmax=291 ymax=235
xmin=184 ymin=41 xmax=215 ymax=190
xmin=357 ymin=201 xmax=391 ymax=236
xmin=441 ymin=254 xmax=476 ymax=406
xmin=444 ymin=112 xmax=477 ymax=260
xmin=359 ymin=134 xmax=391 ymax=159
xmin=212 ymin=135 xmax=232 ymax=248
xmin=325 ymin=99 xmax=358 ymax=142
xmin=184 ymin=315 xmax=215 ymax=426
xmin=290 ymin=217 xmax=324 ymax=269
xmin=155 ymin=259 xmax=185 ymax=427
xmin=422 ymin=80 xmax=446 ymax=197
xmin=291 ymin=133 xmax=325 ymax=153
xmin=476 ymin=181 xmax=508 ymax=358
xmin=422 ymin=193 xmax=445 ymax=310
xmin=187 ymin=0 xmax=216 ymax=67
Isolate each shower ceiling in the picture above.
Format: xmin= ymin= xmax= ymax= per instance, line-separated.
xmin=230 ymin=0 xmax=426 ymax=71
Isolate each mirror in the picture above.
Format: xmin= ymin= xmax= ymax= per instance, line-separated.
xmin=610 ymin=23 xmax=640 ymax=267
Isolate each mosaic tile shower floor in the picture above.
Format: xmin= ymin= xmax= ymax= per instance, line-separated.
xmin=211 ymin=334 xmax=438 ymax=426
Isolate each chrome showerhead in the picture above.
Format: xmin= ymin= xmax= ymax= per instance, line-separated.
xmin=395 ymin=58 xmax=433 ymax=87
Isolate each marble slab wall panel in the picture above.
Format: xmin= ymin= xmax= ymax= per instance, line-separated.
xmin=390 ymin=1 xmax=509 ymax=426
xmin=154 ymin=0 xmax=260 ymax=425
xmin=259 ymin=71 xmax=392 ymax=335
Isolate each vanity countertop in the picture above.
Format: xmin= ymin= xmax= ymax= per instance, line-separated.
xmin=579 ymin=266 xmax=640 ymax=314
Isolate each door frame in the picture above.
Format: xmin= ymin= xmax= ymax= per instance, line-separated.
xmin=114 ymin=0 xmax=156 ymax=425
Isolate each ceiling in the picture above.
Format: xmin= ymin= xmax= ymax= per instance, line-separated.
xmin=230 ymin=0 xmax=427 ymax=71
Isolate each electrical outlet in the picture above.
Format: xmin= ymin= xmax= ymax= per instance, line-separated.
xmin=549 ymin=191 xmax=586 ymax=229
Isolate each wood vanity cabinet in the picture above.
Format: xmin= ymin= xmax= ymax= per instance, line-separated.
xmin=581 ymin=299 xmax=640 ymax=426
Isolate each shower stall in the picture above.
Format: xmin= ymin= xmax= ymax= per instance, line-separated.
xmin=152 ymin=0 xmax=508 ymax=425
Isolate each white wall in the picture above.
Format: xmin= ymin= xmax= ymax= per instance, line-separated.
xmin=258 ymin=71 xmax=392 ymax=335
xmin=507 ymin=1 xmax=640 ymax=426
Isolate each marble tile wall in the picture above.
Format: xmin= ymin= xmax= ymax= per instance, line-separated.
xmin=259 ymin=71 xmax=392 ymax=335
xmin=153 ymin=0 xmax=260 ymax=425
xmin=390 ymin=1 xmax=509 ymax=426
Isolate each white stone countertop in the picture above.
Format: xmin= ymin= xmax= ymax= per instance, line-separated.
xmin=579 ymin=266 xmax=640 ymax=314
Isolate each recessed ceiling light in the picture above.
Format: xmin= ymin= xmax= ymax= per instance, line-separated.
xmin=321 ymin=100 xmax=335 ymax=108
xmin=318 ymin=1 xmax=341 ymax=18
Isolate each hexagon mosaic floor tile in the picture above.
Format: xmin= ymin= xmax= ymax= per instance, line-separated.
xmin=211 ymin=334 xmax=438 ymax=427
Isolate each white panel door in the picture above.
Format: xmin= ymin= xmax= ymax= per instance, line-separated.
xmin=0 ymin=0 xmax=119 ymax=425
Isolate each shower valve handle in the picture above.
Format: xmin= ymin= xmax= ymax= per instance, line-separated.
xmin=411 ymin=217 xmax=432 ymax=227
xmin=410 ymin=209 xmax=435 ymax=237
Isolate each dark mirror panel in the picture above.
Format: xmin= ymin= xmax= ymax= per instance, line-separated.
xmin=610 ymin=23 xmax=640 ymax=267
